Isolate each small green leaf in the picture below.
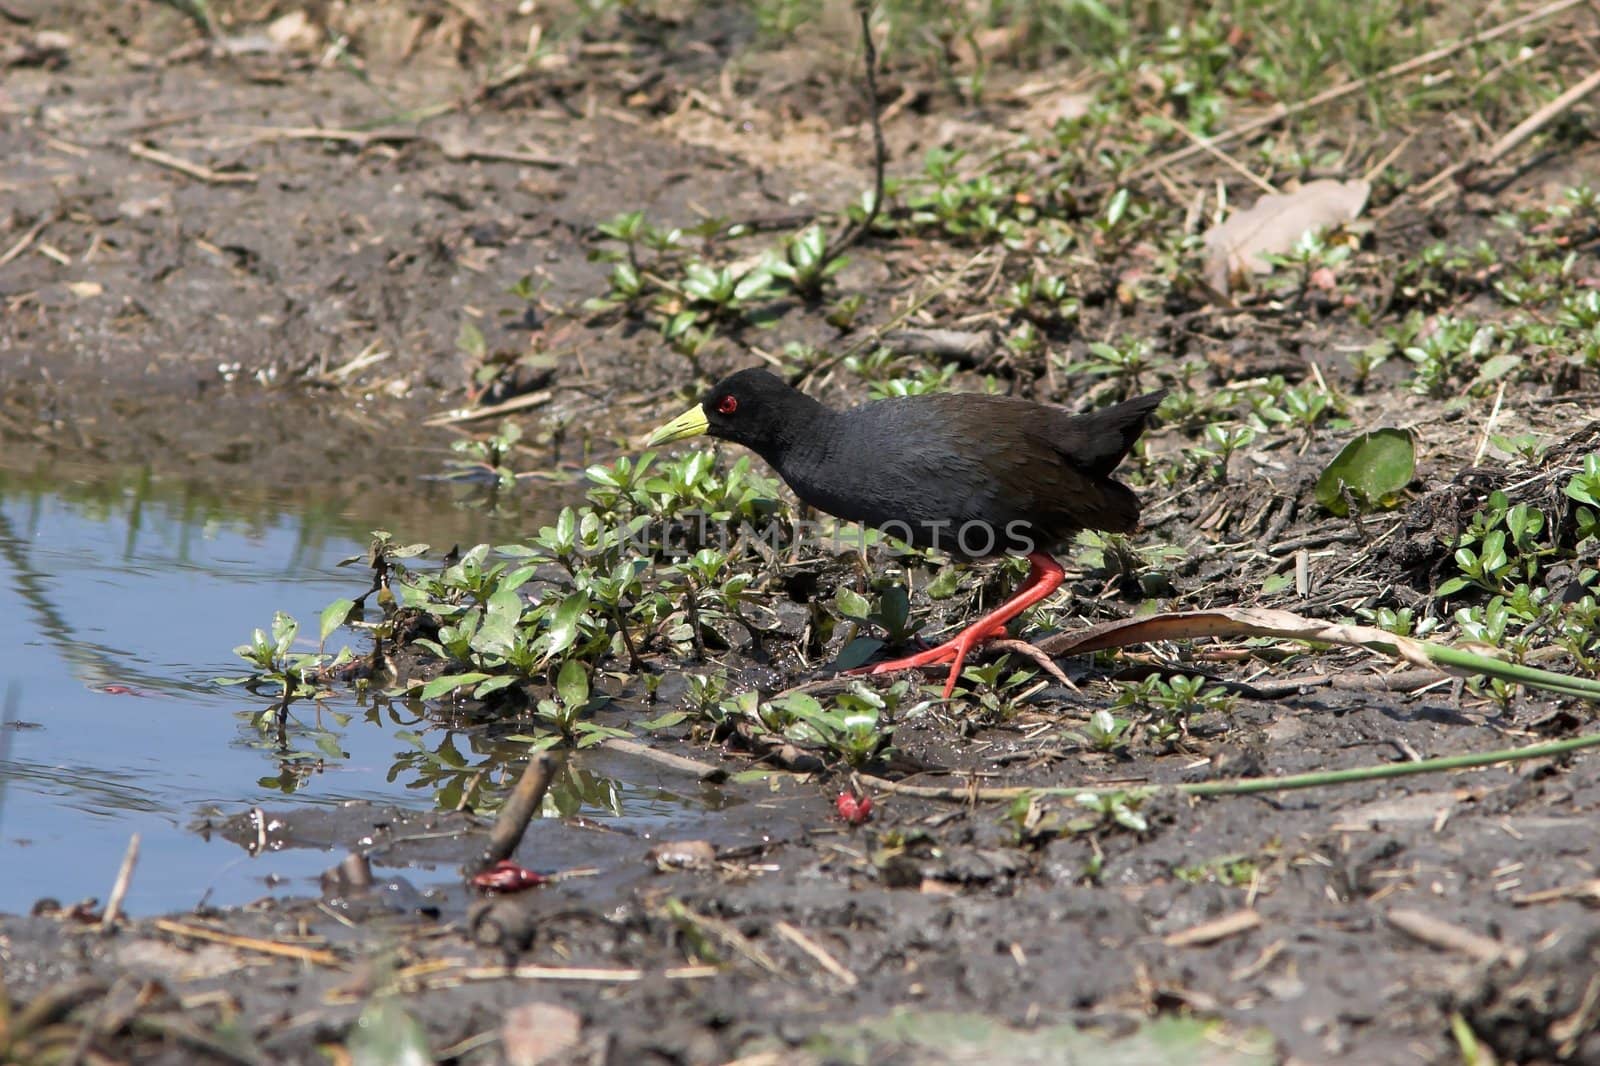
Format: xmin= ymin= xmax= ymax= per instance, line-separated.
xmin=834 ymin=637 xmax=885 ymax=671
xmin=319 ymin=598 xmax=356 ymax=643
xmin=925 ymin=568 xmax=962 ymax=599
xmin=420 ymin=672 xmax=491 ymax=700
xmin=1260 ymin=573 xmax=1293 ymax=596
xmin=1469 ymin=352 xmax=1521 ymax=391
xmin=834 ymin=586 xmax=871 ymax=620
xmin=457 ymin=319 xmax=486 ymax=360
xmin=543 ymin=591 xmax=591 ymax=662
xmin=1315 ymin=428 xmax=1416 ymax=516
xmin=557 ymin=658 xmax=589 ymax=708
xmin=270 ymin=611 xmax=299 ymax=657
xmin=473 ymin=675 xmax=519 ymax=699
xmin=637 ymin=711 xmax=688 ymax=730
xmin=876 ymin=586 xmax=910 ymax=635
xmin=485 ymin=587 xmax=525 ymax=627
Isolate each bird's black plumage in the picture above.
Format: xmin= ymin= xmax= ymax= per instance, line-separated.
xmin=682 ymin=368 xmax=1163 ymax=557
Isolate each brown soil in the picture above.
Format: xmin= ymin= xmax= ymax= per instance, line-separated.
xmin=4 ymin=2 xmax=1600 ymax=1064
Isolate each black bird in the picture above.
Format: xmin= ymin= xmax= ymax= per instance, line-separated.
xmin=646 ymin=368 xmax=1164 ymax=698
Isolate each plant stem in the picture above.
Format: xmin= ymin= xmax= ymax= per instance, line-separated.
xmin=861 ymin=730 xmax=1600 ymax=803
xmin=1175 ymin=731 xmax=1600 ymax=797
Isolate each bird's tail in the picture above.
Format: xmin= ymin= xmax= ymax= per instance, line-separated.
xmin=1056 ymin=390 xmax=1167 ymax=477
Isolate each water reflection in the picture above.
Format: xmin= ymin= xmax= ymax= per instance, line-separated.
xmin=0 ymin=454 xmax=706 ymax=915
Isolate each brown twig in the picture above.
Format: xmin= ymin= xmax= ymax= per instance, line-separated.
xmin=1163 ymin=909 xmax=1262 ymax=947
xmin=882 ymin=328 xmax=997 ymax=365
xmin=1512 ymin=878 xmax=1600 ymax=905
xmin=474 ymin=751 xmax=558 ymax=874
xmin=1402 ymin=63 xmax=1600 ymax=210
xmin=1386 ymin=908 xmax=1524 ymax=965
xmin=239 ymin=126 xmax=571 ymax=168
xmin=774 ymin=920 xmax=859 ymax=988
xmin=600 ymin=737 xmax=729 ymax=782
xmin=423 ymin=388 xmax=554 ymax=427
xmin=0 ymin=208 xmax=60 ymax=269
xmin=99 ymin=833 xmax=140 ymax=933
xmin=821 ymin=3 xmax=887 ymax=264
xmin=1479 ymin=64 xmax=1600 ymax=167
xmin=154 ymin=919 xmax=341 ymax=965
xmin=987 ymin=638 xmax=1078 ymax=690
xmin=444 ymin=963 xmax=718 ymax=984
xmin=128 ymin=141 xmax=257 ymax=185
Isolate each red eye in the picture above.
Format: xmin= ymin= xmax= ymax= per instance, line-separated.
xmin=716 ymin=395 xmax=739 ymax=415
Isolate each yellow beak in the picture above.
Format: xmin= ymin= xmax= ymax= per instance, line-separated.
xmin=644 ymin=404 xmax=709 ymax=447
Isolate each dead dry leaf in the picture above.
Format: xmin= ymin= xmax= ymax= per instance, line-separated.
xmin=1203 ymin=179 xmax=1370 ymax=293
xmin=647 ymin=839 xmax=716 ymax=870
xmin=502 ymin=1002 xmax=582 ymax=1066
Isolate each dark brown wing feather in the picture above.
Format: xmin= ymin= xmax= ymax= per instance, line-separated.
xmin=767 ymin=388 xmax=1164 ymax=555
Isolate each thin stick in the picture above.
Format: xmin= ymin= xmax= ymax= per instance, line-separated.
xmin=448 ymin=963 xmax=717 ymax=984
xmin=154 ymin=919 xmax=342 ymax=965
xmin=1156 ymin=113 xmax=1278 ymax=195
xmin=1387 ymin=908 xmax=1523 ymax=965
xmin=774 ymin=920 xmax=859 ymax=988
xmin=424 ymin=388 xmax=553 ymax=427
xmin=1480 ymin=64 xmax=1600 ymax=166
xmin=238 ymin=126 xmax=571 ymax=167
xmin=1474 ymin=380 xmax=1507 ymax=465
xmin=0 ymin=683 xmax=16 ymax=829
xmin=1163 ymin=909 xmax=1261 ymax=947
xmin=860 ymin=730 xmax=1600 ymax=803
xmin=1130 ymin=0 xmax=1587 ymax=179
xmin=600 ymin=736 xmax=728 ymax=782
xmin=987 ymin=639 xmax=1078 ymax=691
xmin=474 ymin=751 xmax=558 ymax=874
xmin=0 ymin=210 xmax=59 ymax=269
xmin=128 ymin=142 xmax=258 ymax=185
xmin=100 ymin=832 xmax=140 ymax=933
xmin=822 ymin=2 xmax=887 ymax=263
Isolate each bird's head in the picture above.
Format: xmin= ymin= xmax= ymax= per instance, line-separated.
xmin=644 ymin=368 xmax=818 ymax=455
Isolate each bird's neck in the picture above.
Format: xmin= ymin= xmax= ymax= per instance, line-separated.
xmin=754 ymin=393 xmax=834 ymax=468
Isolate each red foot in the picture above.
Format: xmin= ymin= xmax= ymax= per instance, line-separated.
xmin=845 ymin=552 xmax=1065 ymax=699
xmin=470 ymin=860 xmax=548 ymax=893
xmin=835 ymin=791 xmax=873 ymax=825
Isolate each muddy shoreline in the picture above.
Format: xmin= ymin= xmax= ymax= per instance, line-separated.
xmin=5 ymin=2 xmax=1600 ymax=1063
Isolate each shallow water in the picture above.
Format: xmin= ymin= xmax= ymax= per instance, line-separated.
xmin=0 ymin=460 xmax=704 ymax=915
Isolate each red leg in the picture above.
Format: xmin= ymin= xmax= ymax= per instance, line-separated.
xmin=846 ymin=552 xmax=1065 ymax=699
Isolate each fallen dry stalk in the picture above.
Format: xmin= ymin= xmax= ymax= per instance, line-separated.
xmin=774 ymin=920 xmax=859 ymax=988
xmin=1478 ymin=64 xmax=1600 ymax=167
xmin=474 ymin=750 xmax=558 ymax=875
xmin=1163 ymin=909 xmax=1262 ymax=948
xmin=600 ymin=736 xmax=728 ymax=782
xmin=1386 ymin=908 xmax=1524 ymax=966
xmin=152 ymin=919 xmax=341 ymax=966
xmin=0 ymin=209 xmax=61 ymax=269
xmin=1512 ymin=879 xmax=1600 ymax=906
xmin=100 ymin=832 xmax=140 ymax=933
xmin=440 ymin=963 xmax=719 ymax=986
xmin=128 ymin=141 xmax=257 ymax=185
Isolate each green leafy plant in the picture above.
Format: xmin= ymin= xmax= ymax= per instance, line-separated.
xmin=1071 ymin=708 xmax=1132 ymax=753
xmin=1315 ymin=428 xmax=1416 ymax=516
